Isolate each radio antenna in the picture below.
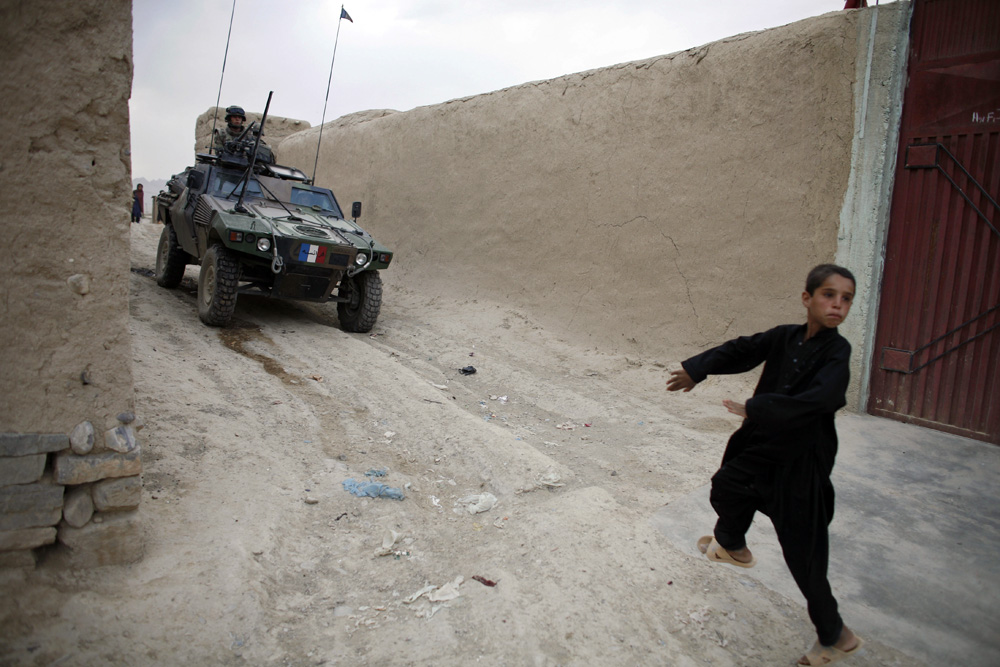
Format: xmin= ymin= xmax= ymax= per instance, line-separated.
xmin=210 ymin=0 xmax=238 ymax=154
xmin=312 ymin=5 xmax=353 ymax=184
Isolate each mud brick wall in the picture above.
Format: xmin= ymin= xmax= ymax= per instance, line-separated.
xmin=0 ymin=1 xmax=142 ymax=567
xmin=278 ymin=4 xmax=910 ymax=409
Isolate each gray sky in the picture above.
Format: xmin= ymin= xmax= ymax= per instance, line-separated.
xmin=130 ymin=0 xmax=878 ymax=179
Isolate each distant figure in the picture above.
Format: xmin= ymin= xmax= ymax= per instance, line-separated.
xmin=131 ymin=184 xmax=143 ymax=223
xmin=213 ymin=104 xmax=274 ymax=164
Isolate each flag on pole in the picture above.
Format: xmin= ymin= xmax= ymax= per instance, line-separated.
xmin=313 ymin=5 xmax=353 ymax=183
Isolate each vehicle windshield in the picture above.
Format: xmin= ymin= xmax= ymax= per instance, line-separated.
xmin=212 ymin=172 xmax=263 ymax=199
xmin=290 ymin=187 xmax=343 ymax=217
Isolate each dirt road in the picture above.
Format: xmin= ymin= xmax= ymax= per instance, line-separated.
xmin=1 ymin=224 xmax=907 ymax=666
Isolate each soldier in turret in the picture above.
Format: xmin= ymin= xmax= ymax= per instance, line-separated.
xmin=213 ymin=105 xmax=246 ymax=152
xmin=213 ymin=105 xmax=274 ymax=163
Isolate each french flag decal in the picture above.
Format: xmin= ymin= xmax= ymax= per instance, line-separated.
xmin=298 ymin=244 xmax=328 ymax=263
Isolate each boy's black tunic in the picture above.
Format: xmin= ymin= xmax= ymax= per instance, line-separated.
xmin=681 ymin=323 xmax=850 ymax=646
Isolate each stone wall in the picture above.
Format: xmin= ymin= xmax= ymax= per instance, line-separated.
xmin=278 ymin=5 xmax=911 ymax=408
xmin=0 ymin=0 xmax=141 ymax=567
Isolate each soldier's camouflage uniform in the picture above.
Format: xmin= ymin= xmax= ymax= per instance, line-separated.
xmin=213 ymin=126 xmax=275 ymax=164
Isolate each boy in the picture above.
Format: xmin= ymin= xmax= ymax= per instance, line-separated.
xmin=666 ymin=264 xmax=863 ymax=666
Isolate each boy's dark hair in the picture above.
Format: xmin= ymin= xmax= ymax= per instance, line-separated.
xmin=806 ymin=264 xmax=856 ymax=294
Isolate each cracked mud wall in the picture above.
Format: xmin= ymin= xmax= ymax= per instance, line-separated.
xmin=280 ymin=8 xmax=906 ymax=384
xmin=0 ymin=0 xmax=134 ymax=433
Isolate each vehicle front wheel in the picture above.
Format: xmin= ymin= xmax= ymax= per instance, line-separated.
xmin=337 ymin=270 xmax=382 ymax=333
xmin=155 ymin=224 xmax=190 ymax=288
xmin=198 ymin=244 xmax=240 ymax=326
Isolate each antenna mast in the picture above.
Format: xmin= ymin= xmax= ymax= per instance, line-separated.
xmin=210 ymin=0 xmax=238 ymax=154
xmin=312 ymin=5 xmax=352 ymax=184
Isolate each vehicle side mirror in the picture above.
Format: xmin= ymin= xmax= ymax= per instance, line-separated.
xmin=351 ymin=201 xmax=362 ymax=219
xmin=187 ymin=171 xmax=205 ymax=191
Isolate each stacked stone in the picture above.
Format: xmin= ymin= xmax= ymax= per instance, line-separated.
xmin=0 ymin=414 xmax=143 ymax=569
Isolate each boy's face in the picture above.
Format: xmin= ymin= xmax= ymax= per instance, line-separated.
xmin=802 ymin=274 xmax=854 ymax=329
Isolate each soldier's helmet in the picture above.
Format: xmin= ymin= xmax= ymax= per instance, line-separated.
xmin=224 ymin=105 xmax=246 ymax=129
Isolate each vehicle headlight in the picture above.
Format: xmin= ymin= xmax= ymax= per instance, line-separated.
xmin=355 ymin=253 xmax=368 ymax=266
xmin=257 ymin=238 xmax=272 ymax=252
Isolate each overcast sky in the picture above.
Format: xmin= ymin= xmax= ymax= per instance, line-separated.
xmin=130 ymin=0 xmax=885 ymax=180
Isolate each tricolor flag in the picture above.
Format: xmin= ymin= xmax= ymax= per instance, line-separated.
xmin=298 ymin=244 xmax=328 ymax=264
xmin=341 ymin=7 xmax=353 ymax=23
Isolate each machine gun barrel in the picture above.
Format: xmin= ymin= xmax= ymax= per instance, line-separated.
xmin=235 ymin=91 xmax=273 ymax=213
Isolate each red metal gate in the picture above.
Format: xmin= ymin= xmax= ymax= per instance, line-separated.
xmin=868 ymin=0 xmax=1000 ymax=444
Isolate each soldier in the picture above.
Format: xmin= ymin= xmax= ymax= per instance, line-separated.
xmin=213 ymin=105 xmax=247 ymax=153
xmin=213 ymin=105 xmax=274 ymax=164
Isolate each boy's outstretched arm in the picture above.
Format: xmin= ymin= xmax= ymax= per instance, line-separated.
xmin=667 ymin=329 xmax=775 ymax=394
xmin=666 ymin=368 xmax=697 ymax=392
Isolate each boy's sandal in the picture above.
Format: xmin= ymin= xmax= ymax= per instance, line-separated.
xmin=798 ymin=637 xmax=865 ymax=665
xmin=697 ymin=535 xmax=757 ymax=568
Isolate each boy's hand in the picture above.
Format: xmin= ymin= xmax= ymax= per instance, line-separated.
xmin=666 ymin=368 xmax=697 ymax=392
xmin=723 ymin=399 xmax=747 ymax=418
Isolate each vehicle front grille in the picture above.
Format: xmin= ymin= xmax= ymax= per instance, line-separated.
xmin=294 ymin=224 xmax=330 ymax=238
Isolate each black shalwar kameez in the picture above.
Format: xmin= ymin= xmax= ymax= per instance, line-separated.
xmin=681 ymin=323 xmax=850 ymax=646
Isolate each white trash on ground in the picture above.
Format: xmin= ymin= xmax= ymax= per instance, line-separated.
xmin=455 ymin=492 xmax=498 ymax=514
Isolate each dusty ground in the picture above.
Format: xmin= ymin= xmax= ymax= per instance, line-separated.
xmin=0 ymin=223 xmax=912 ymax=666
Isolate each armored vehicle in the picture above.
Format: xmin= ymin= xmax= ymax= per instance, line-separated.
xmin=152 ymin=128 xmax=391 ymax=332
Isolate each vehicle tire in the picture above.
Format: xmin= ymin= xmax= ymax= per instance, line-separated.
xmin=198 ymin=244 xmax=240 ymax=326
xmin=338 ymin=270 xmax=382 ymax=333
xmin=155 ymin=224 xmax=189 ymax=288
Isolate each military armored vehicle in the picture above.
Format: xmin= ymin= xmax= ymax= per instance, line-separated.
xmin=152 ymin=115 xmax=391 ymax=332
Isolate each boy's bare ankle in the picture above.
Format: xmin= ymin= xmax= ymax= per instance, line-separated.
xmin=834 ymin=626 xmax=858 ymax=651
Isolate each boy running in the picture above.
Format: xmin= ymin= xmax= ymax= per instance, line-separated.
xmin=666 ymin=264 xmax=864 ymax=666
